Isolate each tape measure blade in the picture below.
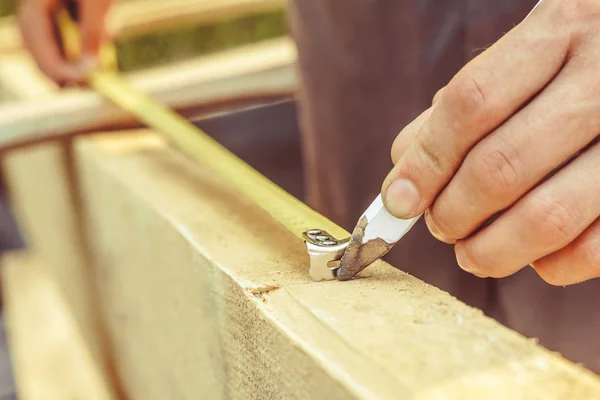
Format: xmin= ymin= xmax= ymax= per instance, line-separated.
xmin=90 ymin=72 xmax=349 ymax=241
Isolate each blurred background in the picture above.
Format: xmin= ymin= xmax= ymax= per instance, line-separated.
xmin=0 ymin=1 xmax=300 ymax=399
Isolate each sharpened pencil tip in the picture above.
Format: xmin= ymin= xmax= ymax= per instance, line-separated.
xmin=337 ymin=216 xmax=395 ymax=280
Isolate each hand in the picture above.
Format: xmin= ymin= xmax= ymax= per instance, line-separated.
xmin=383 ymin=0 xmax=600 ymax=286
xmin=18 ymin=0 xmax=113 ymax=85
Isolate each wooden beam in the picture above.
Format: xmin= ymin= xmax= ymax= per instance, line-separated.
xmin=18 ymin=128 xmax=593 ymax=399
xmin=0 ymin=39 xmax=119 ymax=396
xmin=0 ymin=52 xmax=58 ymax=102
xmin=0 ymin=37 xmax=296 ymax=146
xmin=1 ymin=251 xmax=115 ymax=400
xmin=0 ymin=36 xmax=295 ymax=399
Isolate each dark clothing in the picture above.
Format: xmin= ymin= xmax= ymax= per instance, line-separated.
xmin=289 ymin=0 xmax=600 ymax=373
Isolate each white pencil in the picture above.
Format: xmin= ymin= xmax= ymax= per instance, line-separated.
xmin=337 ymin=194 xmax=421 ymax=280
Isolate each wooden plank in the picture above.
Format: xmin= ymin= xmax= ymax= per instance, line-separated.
xmin=1 ymin=142 xmax=113 ymax=380
xmin=44 ymin=129 xmax=598 ymax=399
xmin=0 ymin=36 xmax=295 ymax=399
xmin=1 ymin=251 xmax=115 ymax=400
xmin=0 ymin=37 xmax=296 ymax=146
xmin=0 ymin=52 xmax=58 ymax=102
xmin=0 ymin=39 xmax=118 ymax=394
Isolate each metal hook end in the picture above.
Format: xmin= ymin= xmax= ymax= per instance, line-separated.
xmin=303 ymin=229 xmax=350 ymax=281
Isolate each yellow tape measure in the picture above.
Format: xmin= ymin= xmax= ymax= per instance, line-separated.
xmin=56 ymin=7 xmax=350 ymax=281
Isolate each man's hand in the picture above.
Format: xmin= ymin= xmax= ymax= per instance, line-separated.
xmin=18 ymin=0 xmax=112 ymax=85
xmin=383 ymin=0 xmax=600 ymax=285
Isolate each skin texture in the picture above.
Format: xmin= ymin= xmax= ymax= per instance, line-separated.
xmin=18 ymin=0 xmax=113 ymax=85
xmin=384 ymin=0 xmax=600 ymax=286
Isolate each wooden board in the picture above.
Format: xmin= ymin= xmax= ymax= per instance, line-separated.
xmin=0 ymin=34 xmax=296 ymax=400
xmin=2 ymin=8 xmax=597 ymax=395
xmin=12 ymin=128 xmax=593 ymax=400
xmin=0 ymin=52 xmax=58 ymax=102
xmin=0 ymin=37 xmax=296 ymax=146
xmin=1 ymin=251 xmax=115 ymax=400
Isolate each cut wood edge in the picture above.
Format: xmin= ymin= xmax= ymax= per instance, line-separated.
xmin=71 ymin=131 xmax=600 ymax=399
xmin=1 ymin=251 xmax=116 ymax=400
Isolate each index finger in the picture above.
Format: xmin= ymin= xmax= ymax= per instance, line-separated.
xmin=381 ymin=3 xmax=569 ymax=219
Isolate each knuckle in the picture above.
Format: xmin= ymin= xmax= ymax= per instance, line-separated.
xmin=554 ymin=0 xmax=600 ymax=23
xmin=432 ymin=87 xmax=446 ymax=105
xmin=468 ymin=142 xmax=522 ymax=201
xmin=413 ymin=132 xmax=445 ymax=175
xmin=526 ymin=196 xmax=580 ymax=246
xmin=445 ymin=72 xmax=490 ymax=126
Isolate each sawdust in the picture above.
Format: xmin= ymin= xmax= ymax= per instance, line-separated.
xmin=338 ymin=216 xmax=394 ymax=281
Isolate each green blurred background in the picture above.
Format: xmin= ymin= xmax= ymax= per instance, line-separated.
xmin=0 ymin=0 xmax=288 ymax=72
xmin=0 ymin=0 xmax=16 ymax=17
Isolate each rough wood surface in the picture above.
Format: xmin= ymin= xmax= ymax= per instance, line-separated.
xmin=1 ymin=251 xmax=115 ymax=400
xmin=34 ymin=129 xmax=596 ymax=400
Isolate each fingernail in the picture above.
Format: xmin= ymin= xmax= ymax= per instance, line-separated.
xmin=384 ymin=178 xmax=420 ymax=218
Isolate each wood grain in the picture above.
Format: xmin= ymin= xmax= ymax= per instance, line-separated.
xmin=2 ymin=7 xmax=598 ymax=395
